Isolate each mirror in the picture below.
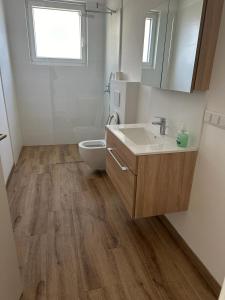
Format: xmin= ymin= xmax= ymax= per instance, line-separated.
xmin=141 ymin=0 xmax=204 ymax=93
xmin=141 ymin=0 xmax=169 ymax=88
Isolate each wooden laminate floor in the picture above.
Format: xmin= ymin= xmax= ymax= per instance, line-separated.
xmin=7 ymin=145 xmax=216 ymax=300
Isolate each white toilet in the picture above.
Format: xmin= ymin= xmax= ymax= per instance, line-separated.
xmin=79 ymin=80 xmax=140 ymax=171
xmin=79 ymin=112 xmax=119 ymax=170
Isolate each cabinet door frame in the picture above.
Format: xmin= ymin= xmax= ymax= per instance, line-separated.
xmin=0 ymin=71 xmax=14 ymax=183
xmin=192 ymin=0 xmax=224 ymax=91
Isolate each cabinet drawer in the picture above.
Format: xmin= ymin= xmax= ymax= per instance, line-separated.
xmin=106 ymin=148 xmax=136 ymax=217
xmin=106 ymin=129 xmax=137 ymax=174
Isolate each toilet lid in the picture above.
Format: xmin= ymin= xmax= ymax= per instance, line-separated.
xmin=107 ymin=112 xmax=120 ymax=125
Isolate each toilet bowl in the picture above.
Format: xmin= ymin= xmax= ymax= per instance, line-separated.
xmin=78 ymin=112 xmax=119 ymax=171
xmin=79 ymin=139 xmax=106 ymax=170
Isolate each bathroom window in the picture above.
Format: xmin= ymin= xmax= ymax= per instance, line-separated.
xmin=142 ymin=11 xmax=159 ymax=68
xmin=26 ymin=0 xmax=87 ymax=65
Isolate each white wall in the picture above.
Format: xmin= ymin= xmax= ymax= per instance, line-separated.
xmin=4 ymin=0 xmax=106 ymax=145
xmin=219 ymin=279 xmax=225 ymax=300
xmin=0 ymin=0 xmax=22 ymax=162
xmin=167 ymin=4 xmax=225 ymax=285
xmin=121 ymin=0 xmax=225 ymax=285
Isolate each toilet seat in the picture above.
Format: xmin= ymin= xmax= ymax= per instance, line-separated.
xmin=79 ymin=140 xmax=106 ymax=150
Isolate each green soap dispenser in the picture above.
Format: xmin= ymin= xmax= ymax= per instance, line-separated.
xmin=176 ymin=125 xmax=189 ymax=148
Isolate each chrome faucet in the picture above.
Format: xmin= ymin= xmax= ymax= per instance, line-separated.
xmin=152 ymin=117 xmax=167 ymax=135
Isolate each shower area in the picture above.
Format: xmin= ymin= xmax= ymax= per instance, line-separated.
xmin=49 ymin=0 xmax=123 ymax=145
xmin=3 ymin=0 xmax=123 ymax=146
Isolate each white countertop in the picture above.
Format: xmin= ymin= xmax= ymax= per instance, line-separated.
xmin=106 ymin=123 xmax=198 ymax=156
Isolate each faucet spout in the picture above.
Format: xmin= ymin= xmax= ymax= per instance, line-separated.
xmin=152 ymin=117 xmax=167 ymax=135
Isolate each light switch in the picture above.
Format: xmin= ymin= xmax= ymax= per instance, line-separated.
xmin=219 ymin=115 xmax=225 ymax=128
xmin=205 ymin=110 xmax=225 ymax=130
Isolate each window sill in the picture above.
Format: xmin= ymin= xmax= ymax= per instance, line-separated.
xmin=30 ymin=59 xmax=88 ymax=67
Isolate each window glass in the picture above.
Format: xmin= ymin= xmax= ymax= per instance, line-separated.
xmin=143 ymin=18 xmax=153 ymax=63
xmin=142 ymin=12 xmax=159 ymax=68
xmin=32 ymin=7 xmax=82 ymax=59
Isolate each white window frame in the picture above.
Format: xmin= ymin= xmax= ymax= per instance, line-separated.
xmin=142 ymin=11 xmax=159 ymax=69
xmin=26 ymin=0 xmax=87 ymax=66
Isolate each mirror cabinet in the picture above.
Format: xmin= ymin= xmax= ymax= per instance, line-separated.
xmin=141 ymin=0 xmax=224 ymax=93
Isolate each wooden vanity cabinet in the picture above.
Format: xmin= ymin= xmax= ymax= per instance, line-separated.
xmin=106 ymin=129 xmax=198 ymax=219
xmin=106 ymin=130 xmax=137 ymax=216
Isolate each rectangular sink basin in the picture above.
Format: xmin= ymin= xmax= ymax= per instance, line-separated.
xmin=119 ymin=127 xmax=160 ymax=146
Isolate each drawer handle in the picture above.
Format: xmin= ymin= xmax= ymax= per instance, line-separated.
xmin=107 ymin=148 xmax=128 ymax=171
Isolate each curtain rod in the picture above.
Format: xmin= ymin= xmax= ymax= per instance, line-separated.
xmin=85 ymin=2 xmax=117 ymax=15
xmin=85 ymin=9 xmax=116 ymax=15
